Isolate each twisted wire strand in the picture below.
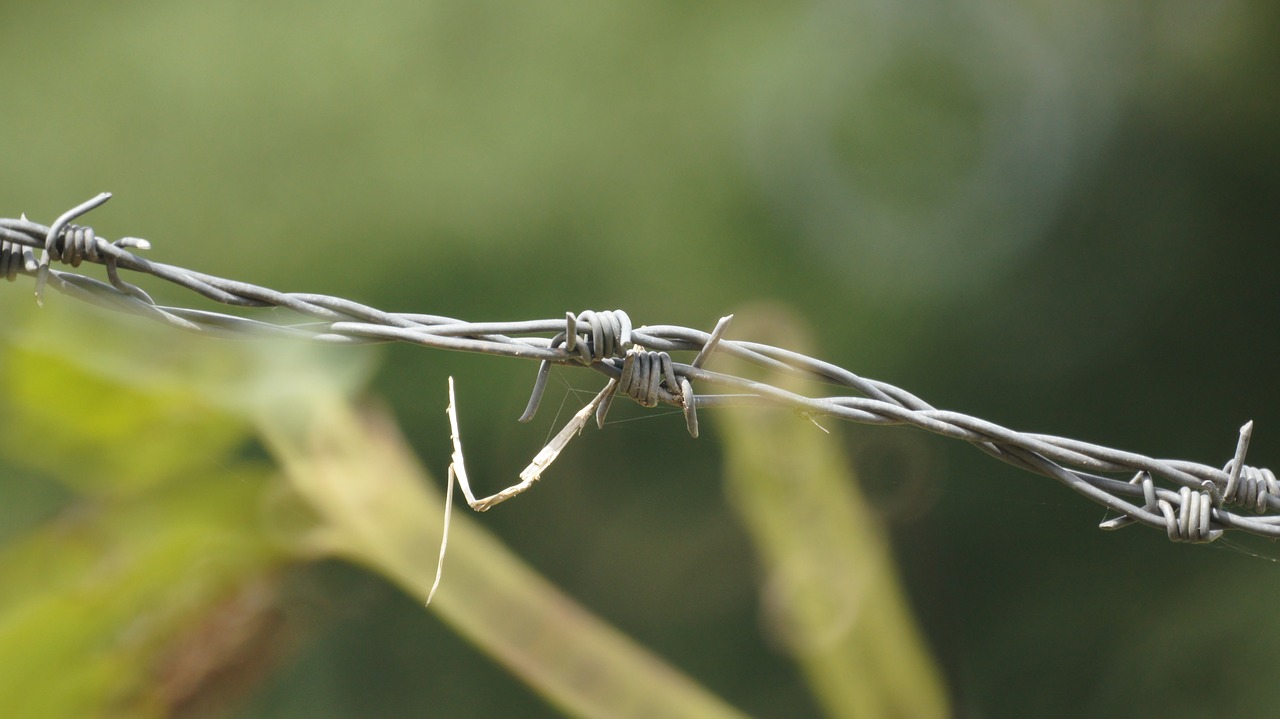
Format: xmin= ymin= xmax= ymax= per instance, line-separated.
xmin=2 ymin=194 xmax=1277 ymax=543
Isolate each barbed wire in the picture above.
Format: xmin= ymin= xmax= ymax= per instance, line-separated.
xmin=2 ymin=193 xmax=1277 ymax=544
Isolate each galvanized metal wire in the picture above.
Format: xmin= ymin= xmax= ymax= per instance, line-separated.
xmin=3 ymin=193 xmax=1276 ymax=542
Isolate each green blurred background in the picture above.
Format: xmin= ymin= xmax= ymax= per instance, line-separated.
xmin=2 ymin=1 xmax=1278 ymax=717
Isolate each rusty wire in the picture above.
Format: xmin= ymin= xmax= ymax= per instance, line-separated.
xmin=2 ymin=193 xmax=1276 ymax=543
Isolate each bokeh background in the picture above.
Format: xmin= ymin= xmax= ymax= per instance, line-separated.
xmin=2 ymin=1 xmax=1278 ymax=717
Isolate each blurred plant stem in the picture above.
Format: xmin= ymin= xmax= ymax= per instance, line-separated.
xmin=714 ymin=304 xmax=950 ymax=719
xmin=259 ymin=391 xmax=750 ymax=719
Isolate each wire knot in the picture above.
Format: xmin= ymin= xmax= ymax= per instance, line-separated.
xmin=519 ymin=309 xmax=632 ymax=423
xmin=599 ymin=315 xmax=734 ymax=438
xmin=43 ymin=222 xmax=154 ymax=303
xmin=1221 ymin=460 xmax=1278 ymax=514
xmin=31 ymin=193 xmax=153 ymax=306
xmin=563 ymin=310 xmax=631 ymax=364
xmin=1160 ymin=485 xmax=1221 ymax=543
xmin=47 ymin=223 xmax=107 ymax=267
xmin=618 ymin=349 xmax=681 ymax=408
xmin=1205 ymin=421 xmax=1274 ymax=515
xmin=1100 ymin=472 xmax=1222 ymax=543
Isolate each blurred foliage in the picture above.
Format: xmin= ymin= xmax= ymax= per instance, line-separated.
xmin=2 ymin=0 xmax=1279 ymax=717
xmin=0 ymin=349 xmax=245 ymax=498
xmin=0 ymin=317 xmax=285 ymax=718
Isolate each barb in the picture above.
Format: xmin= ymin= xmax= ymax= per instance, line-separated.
xmin=519 ymin=309 xmax=631 ymax=423
xmin=3 ymin=195 xmax=1277 ymax=544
